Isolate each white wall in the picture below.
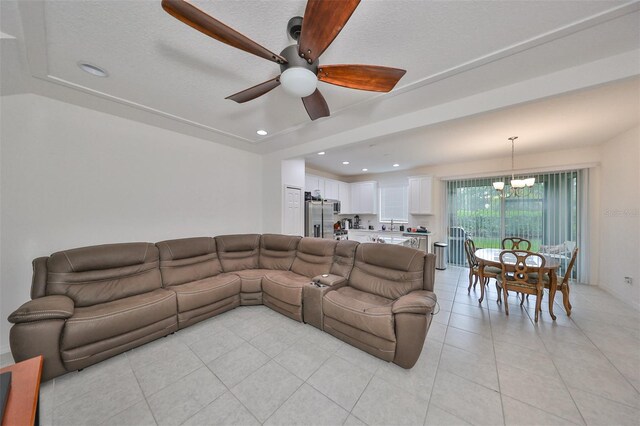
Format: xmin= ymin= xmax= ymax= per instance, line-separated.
xmin=346 ymin=145 xmax=601 ymax=254
xmin=0 ymin=93 xmax=263 ymax=352
xmin=598 ymin=126 xmax=640 ymax=309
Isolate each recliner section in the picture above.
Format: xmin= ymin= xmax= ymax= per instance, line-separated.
xmin=157 ymin=237 xmax=240 ymax=328
xmin=263 ymin=238 xmax=337 ymax=321
xmin=8 ymin=234 xmax=437 ymax=381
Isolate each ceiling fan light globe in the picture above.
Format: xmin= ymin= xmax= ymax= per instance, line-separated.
xmin=524 ymin=177 xmax=536 ymax=187
xmin=493 ymin=181 xmax=505 ymax=191
xmin=280 ymin=67 xmax=318 ymax=97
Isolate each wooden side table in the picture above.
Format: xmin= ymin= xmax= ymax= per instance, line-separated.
xmin=1 ymin=356 xmax=43 ymax=426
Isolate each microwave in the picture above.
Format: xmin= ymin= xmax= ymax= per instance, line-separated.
xmin=326 ymin=199 xmax=341 ymax=214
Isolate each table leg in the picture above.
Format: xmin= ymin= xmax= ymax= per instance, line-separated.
xmin=548 ymin=269 xmax=557 ymax=320
xmin=478 ymin=261 xmax=485 ymax=304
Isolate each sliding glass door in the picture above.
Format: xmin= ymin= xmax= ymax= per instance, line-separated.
xmin=446 ymin=170 xmax=581 ymax=279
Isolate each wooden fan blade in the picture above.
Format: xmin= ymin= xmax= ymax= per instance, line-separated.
xmin=317 ymin=64 xmax=406 ymax=92
xmin=226 ymin=77 xmax=281 ymax=103
xmin=298 ymin=0 xmax=360 ymax=63
xmin=162 ymin=0 xmax=287 ymax=64
xmin=302 ymin=89 xmax=330 ymax=121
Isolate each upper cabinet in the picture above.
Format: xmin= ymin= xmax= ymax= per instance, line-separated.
xmin=338 ymin=181 xmax=351 ymax=214
xmin=305 ymin=174 xmax=347 ymax=208
xmin=408 ymin=176 xmax=433 ymax=215
xmin=350 ymin=181 xmax=378 ymax=214
xmin=324 ymin=179 xmax=340 ymax=200
xmin=305 ymin=175 xmax=324 ymax=195
xmin=305 ymin=174 xmax=377 ymax=215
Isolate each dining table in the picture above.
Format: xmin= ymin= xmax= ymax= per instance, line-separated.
xmin=475 ymin=248 xmax=562 ymax=320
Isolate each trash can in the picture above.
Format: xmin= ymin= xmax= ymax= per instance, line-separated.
xmin=434 ymin=242 xmax=448 ymax=270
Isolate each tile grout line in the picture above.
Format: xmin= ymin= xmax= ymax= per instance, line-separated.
xmin=423 ymin=267 xmax=464 ymax=425
xmin=486 ymin=275 xmax=508 ymax=426
xmin=537 ymin=289 xmax=640 ymax=414
xmin=564 ymin=308 xmax=640 ymax=399
xmin=493 ymin=276 xmax=594 ymax=425
xmin=427 ymin=268 xmax=484 ymax=424
xmin=191 ymin=325 xmax=265 ymax=426
xmin=531 ymin=325 xmax=591 ymax=425
xmin=124 ymin=351 xmax=160 ymax=426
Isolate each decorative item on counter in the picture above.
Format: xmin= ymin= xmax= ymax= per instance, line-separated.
xmin=399 ymin=225 xmax=405 ymax=231
xmin=381 ymin=224 xmax=386 ymax=231
xmin=334 ymin=221 xmax=341 ymax=230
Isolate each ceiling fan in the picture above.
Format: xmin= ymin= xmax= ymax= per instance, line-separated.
xmin=161 ymin=0 xmax=406 ymax=121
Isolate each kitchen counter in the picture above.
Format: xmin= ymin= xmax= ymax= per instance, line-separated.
xmin=347 ymin=229 xmax=431 ymax=235
xmin=377 ymin=236 xmax=412 ymax=245
xmin=346 ymin=229 xmax=431 ymax=253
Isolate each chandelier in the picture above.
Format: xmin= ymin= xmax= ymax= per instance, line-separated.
xmin=493 ymin=136 xmax=535 ymax=194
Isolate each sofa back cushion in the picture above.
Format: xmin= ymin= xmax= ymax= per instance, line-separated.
xmin=46 ymin=242 xmax=161 ymax=307
xmin=290 ymin=237 xmax=338 ymax=278
xmin=259 ymin=234 xmax=301 ymax=270
xmin=156 ymin=237 xmax=222 ymax=287
xmin=349 ymin=244 xmax=425 ymax=300
xmin=215 ymin=234 xmax=260 ymax=272
xmin=330 ymin=240 xmax=359 ymax=278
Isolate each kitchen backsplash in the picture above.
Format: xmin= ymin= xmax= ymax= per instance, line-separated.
xmin=337 ymin=213 xmax=432 ymax=231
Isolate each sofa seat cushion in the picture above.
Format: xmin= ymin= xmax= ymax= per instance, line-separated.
xmin=323 ymin=287 xmax=396 ymax=342
xmin=220 ymin=269 xmax=271 ymax=293
xmin=262 ymin=271 xmax=311 ymax=306
xmin=62 ymin=289 xmax=176 ymax=350
xmin=171 ymin=274 xmax=241 ymax=313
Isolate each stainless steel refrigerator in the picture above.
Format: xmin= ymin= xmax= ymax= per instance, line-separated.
xmin=304 ymin=201 xmax=335 ymax=238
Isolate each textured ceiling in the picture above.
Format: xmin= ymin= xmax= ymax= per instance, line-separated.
xmin=2 ymin=0 xmax=639 ymax=158
xmin=304 ymin=77 xmax=640 ymax=176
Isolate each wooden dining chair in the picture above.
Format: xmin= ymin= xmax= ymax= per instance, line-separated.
xmin=544 ymin=247 xmax=578 ymax=316
xmin=464 ymin=239 xmax=502 ymax=301
xmin=464 ymin=239 xmax=480 ymax=291
xmin=502 ymin=237 xmax=532 ymax=250
xmin=496 ymin=250 xmax=546 ymax=322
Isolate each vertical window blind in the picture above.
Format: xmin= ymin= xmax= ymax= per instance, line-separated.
xmin=445 ymin=170 xmax=584 ymax=282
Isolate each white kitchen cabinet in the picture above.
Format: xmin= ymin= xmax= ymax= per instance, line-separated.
xmin=324 ymin=179 xmax=340 ymax=200
xmin=305 ymin=174 xmax=323 ymax=195
xmin=338 ymin=181 xmax=351 ymax=214
xmin=350 ymin=181 xmax=378 ymax=214
xmin=408 ymin=176 xmax=433 ymax=215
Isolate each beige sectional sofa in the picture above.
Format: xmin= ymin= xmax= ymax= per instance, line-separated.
xmin=8 ymin=234 xmax=437 ymax=381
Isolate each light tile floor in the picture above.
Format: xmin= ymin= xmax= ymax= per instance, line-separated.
xmin=5 ymin=266 xmax=640 ymax=425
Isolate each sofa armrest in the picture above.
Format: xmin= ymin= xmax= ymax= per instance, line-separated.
xmin=311 ymin=274 xmax=347 ymax=287
xmin=8 ymin=295 xmax=74 ymax=324
xmin=392 ymin=290 xmax=437 ymax=315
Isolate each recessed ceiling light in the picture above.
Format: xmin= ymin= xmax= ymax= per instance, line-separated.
xmin=362 ymin=168 xmax=368 ymax=172
xmin=78 ymin=62 xmax=108 ymax=77
xmin=317 ymin=151 xmax=325 ymax=155
xmin=256 ymin=129 xmax=268 ymax=136
xmin=342 ymin=161 xmax=350 ymax=165
xmin=393 ymin=163 xmax=400 ymax=167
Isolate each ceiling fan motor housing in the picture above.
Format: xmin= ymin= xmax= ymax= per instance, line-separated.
xmin=279 ymin=44 xmax=318 ymax=74
xmin=287 ymin=16 xmax=303 ymax=41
